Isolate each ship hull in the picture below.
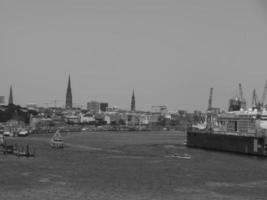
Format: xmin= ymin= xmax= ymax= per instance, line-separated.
xmin=187 ymin=131 xmax=267 ymax=157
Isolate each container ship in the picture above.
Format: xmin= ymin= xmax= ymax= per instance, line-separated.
xmin=187 ymin=84 xmax=267 ymax=157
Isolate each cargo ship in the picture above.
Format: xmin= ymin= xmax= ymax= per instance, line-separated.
xmin=187 ymin=83 xmax=267 ymax=156
xmin=187 ymin=109 xmax=267 ymax=157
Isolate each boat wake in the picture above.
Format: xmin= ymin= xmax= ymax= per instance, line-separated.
xmin=166 ymin=153 xmax=191 ymax=159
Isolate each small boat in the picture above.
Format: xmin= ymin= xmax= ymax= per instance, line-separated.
xmin=18 ymin=129 xmax=28 ymax=137
xmin=50 ymin=130 xmax=64 ymax=148
xmin=167 ymin=153 xmax=191 ymax=159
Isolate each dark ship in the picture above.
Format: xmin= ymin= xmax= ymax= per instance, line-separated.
xmin=187 ymin=84 xmax=267 ymax=157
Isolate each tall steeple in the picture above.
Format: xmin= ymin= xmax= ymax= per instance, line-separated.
xmin=65 ymin=75 xmax=72 ymax=109
xmin=131 ymin=89 xmax=135 ymax=112
xmin=8 ymin=85 xmax=13 ymax=105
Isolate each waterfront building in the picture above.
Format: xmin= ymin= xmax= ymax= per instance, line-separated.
xmin=178 ymin=110 xmax=187 ymax=117
xmin=26 ymin=103 xmax=38 ymax=111
xmin=87 ymin=101 xmax=100 ymax=114
xmin=148 ymin=113 xmax=161 ymax=124
xmin=104 ymin=115 xmax=111 ymax=124
xmin=151 ymin=105 xmax=168 ymax=114
xmin=65 ymin=115 xmax=79 ymax=124
xmin=30 ymin=116 xmax=53 ymax=129
xmin=80 ymin=113 xmax=95 ymax=124
xmin=139 ymin=114 xmax=149 ymax=125
xmin=0 ymin=96 xmax=5 ymax=105
xmin=100 ymin=102 xmax=108 ymax=112
xmin=127 ymin=113 xmax=138 ymax=125
xmin=131 ymin=90 xmax=135 ymax=112
xmin=107 ymin=106 xmax=119 ymax=112
xmin=65 ymin=75 xmax=72 ymax=109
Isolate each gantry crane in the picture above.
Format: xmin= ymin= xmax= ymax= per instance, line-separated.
xmin=260 ymin=80 xmax=267 ymax=108
xmin=252 ymin=88 xmax=259 ymax=109
xmin=208 ymin=87 xmax=213 ymax=111
xmin=238 ymin=83 xmax=246 ymax=110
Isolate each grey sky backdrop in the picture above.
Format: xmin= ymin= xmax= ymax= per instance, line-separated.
xmin=1 ymin=0 xmax=267 ymax=111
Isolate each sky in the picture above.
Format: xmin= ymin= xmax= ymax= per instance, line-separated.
xmin=1 ymin=0 xmax=267 ymax=112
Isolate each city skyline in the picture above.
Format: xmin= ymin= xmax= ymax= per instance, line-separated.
xmin=1 ymin=1 xmax=267 ymax=111
xmin=0 ymin=79 xmax=142 ymax=111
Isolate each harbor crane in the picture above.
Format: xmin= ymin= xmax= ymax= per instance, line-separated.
xmin=208 ymin=87 xmax=213 ymax=111
xmin=238 ymin=83 xmax=246 ymax=110
xmin=252 ymin=89 xmax=259 ymax=109
xmin=260 ymin=80 xmax=267 ymax=108
xmin=206 ymin=87 xmax=216 ymax=130
xmin=251 ymin=81 xmax=267 ymax=110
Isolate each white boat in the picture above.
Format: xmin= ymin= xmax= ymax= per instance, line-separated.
xmin=18 ymin=129 xmax=28 ymax=137
xmin=3 ymin=131 xmax=11 ymax=137
xmin=50 ymin=130 xmax=64 ymax=148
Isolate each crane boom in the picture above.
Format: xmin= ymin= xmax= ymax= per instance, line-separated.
xmin=252 ymin=89 xmax=259 ymax=109
xmin=261 ymin=80 xmax=267 ymax=107
xmin=238 ymin=83 xmax=246 ymax=109
xmin=238 ymin=83 xmax=244 ymax=101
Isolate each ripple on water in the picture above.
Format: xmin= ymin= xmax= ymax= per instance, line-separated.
xmin=39 ymin=177 xmax=51 ymax=183
xmin=21 ymin=172 xmax=32 ymax=177
xmin=206 ymin=180 xmax=267 ymax=188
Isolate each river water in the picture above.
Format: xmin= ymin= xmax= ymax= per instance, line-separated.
xmin=0 ymin=131 xmax=266 ymax=200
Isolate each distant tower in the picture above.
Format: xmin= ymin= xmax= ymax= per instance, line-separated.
xmin=8 ymin=85 xmax=13 ymax=105
xmin=65 ymin=75 xmax=72 ymax=109
xmin=131 ymin=89 xmax=135 ymax=112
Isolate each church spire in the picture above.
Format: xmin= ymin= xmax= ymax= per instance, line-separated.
xmin=65 ymin=75 xmax=72 ymax=109
xmin=8 ymin=85 xmax=13 ymax=105
xmin=131 ymin=89 xmax=135 ymax=112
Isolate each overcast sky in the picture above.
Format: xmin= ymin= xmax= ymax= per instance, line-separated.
xmin=1 ymin=0 xmax=267 ymax=111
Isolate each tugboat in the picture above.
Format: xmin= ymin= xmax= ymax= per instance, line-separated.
xmin=50 ymin=130 xmax=64 ymax=148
